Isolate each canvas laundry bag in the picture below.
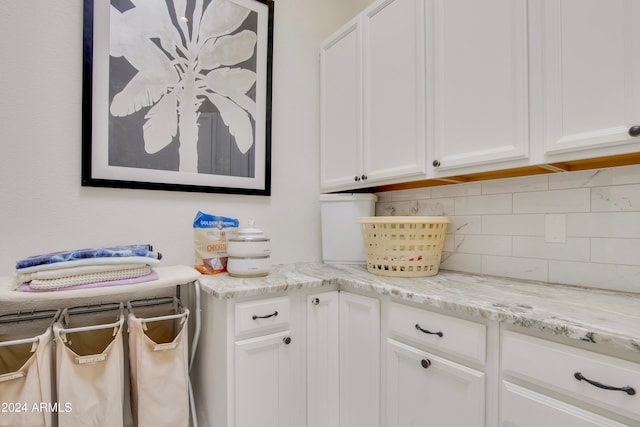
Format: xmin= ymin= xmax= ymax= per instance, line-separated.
xmin=0 ymin=327 xmax=55 ymax=427
xmin=53 ymin=308 xmax=125 ymax=427
xmin=127 ymin=304 xmax=190 ymax=427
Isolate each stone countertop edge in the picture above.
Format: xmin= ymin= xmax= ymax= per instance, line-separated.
xmin=197 ymin=262 xmax=640 ymax=356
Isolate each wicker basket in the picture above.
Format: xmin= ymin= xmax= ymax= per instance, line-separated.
xmin=357 ymin=216 xmax=450 ymax=277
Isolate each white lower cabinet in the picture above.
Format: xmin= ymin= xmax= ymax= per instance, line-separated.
xmin=501 ymin=330 xmax=640 ymax=426
xmin=196 ymin=286 xmax=640 ymax=427
xmin=385 ymin=301 xmax=488 ymax=427
xmin=501 ymin=381 xmax=629 ymax=427
xmin=235 ymin=331 xmax=294 ymax=427
xmin=193 ymin=292 xmax=305 ymax=427
xmin=307 ymin=291 xmax=340 ymax=427
xmin=386 ymin=338 xmax=485 ymax=427
xmin=339 ymin=292 xmax=381 ymax=427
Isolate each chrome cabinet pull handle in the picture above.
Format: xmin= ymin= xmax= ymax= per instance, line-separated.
xmin=252 ymin=311 xmax=278 ymax=320
xmin=311 ymin=298 xmax=320 ymax=305
xmin=415 ymin=323 xmax=443 ymax=337
xmin=574 ymin=372 xmax=636 ymax=396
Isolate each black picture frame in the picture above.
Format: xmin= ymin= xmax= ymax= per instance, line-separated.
xmin=82 ymin=0 xmax=273 ymax=195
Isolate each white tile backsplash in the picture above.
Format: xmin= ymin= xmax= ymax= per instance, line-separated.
xmin=590 ymin=238 xmax=640 ymax=266
xmin=549 ymin=261 xmax=640 ymax=293
xmin=482 ymin=214 xmax=545 ymax=236
xmin=375 ymin=164 xmax=640 ymax=293
xmin=482 ymin=255 xmax=548 ymax=282
xmin=448 ymin=216 xmax=482 ymax=235
xmin=417 ymin=198 xmax=455 ymax=216
xmin=512 ymin=236 xmax=590 ymax=262
xmin=567 ymin=212 xmax=640 ymax=238
xmin=440 ymin=253 xmax=482 ymax=274
xmin=481 ymin=174 xmax=549 ymax=194
xmin=454 ymin=194 xmax=512 ymax=215
xmin=513 ymin=188 xmax=591 ymax=213
xmin=431 ymin=182 xmax=482 ymax=198
xmin=548 ymin=164 xmax=640 ymax=189
xmin=454 ymin=235 xmax=512 ymax=256
xmin=591 ymin=184 xmax=640 ymax=212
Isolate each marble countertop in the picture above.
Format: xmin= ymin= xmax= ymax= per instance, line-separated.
xmin=199 ymin=262 xmax=640 ymax=355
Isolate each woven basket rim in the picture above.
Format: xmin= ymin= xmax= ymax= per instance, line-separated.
xmin=357 ymin=216 xmax=450 ymax=224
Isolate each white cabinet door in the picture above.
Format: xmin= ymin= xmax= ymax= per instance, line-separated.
xmin=501 ymin=382 xmax=629 ymax=427
xmin=307 ymin=291 xmax=340 ymax=427
xmin=339 ymin=292 xmax=380 ymax=427
xmin=386 ymin=338 xmax=486 ymax=427
xmin=362 ymin=0 xmax=426 ymax=184
xmin=540 ymin=0 xmax=640 ymax=159
xmin=320 ymin=19 xmax=362 ymax=191
xmin=429 ymin=0 xmax=529 ymax=174
xmin=235 ymin=330 xmax=294 ymax=427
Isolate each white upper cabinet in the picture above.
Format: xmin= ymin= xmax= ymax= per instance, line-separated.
xmin=538 ymin=0 xmax=640 ymax=161
xmin=320 ymin=19 xmax=362 ymax=191
xmin=320 ymin=0 xmax=426 ymax=192
xmin=428 ymin=0 xmax=530 ymax=175
xmin=320 ymin=0 xmax=640 ymax=191
xmin=362 ymin=0 xmax=426 ymax=185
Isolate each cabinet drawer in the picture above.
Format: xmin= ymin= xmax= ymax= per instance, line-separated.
xmin=235 ymin=296 xmax=291 ymax=336
xmin=387 ymin=302 xmax=486 ymax=365
xmin=501 ymin=381 xmax=629 ymax=427
xmin=502 ymin=331 xmax=640 ymax=421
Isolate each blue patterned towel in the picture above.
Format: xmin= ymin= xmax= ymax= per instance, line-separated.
xmin=16 ymin=244 xmax=161 ymax=270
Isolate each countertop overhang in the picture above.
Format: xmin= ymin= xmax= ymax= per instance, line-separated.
xmin=198 ymin=262 xmax=640 ymax=356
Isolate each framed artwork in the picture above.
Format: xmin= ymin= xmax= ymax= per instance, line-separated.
xmin=82 ymin=0 xmax=273 ymax=195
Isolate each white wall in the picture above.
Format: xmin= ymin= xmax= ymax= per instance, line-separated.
xmin=0 ymin=0 xmax=364 ymax=278
xmin=376 ymin=164 xmax=640 ymax=294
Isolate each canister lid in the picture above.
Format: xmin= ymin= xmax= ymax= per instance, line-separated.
xmin=236 ymin=220 xmax=268 ymax=239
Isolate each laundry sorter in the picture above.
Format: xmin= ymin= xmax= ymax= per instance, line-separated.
xmin=0 ymin=265 xmax=202 ymax=427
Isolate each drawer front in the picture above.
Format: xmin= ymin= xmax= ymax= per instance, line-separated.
xmin=501 ymin=381 xmax=629 ymax=427
xmin=235 ymin=296 xmax=291 ymax=336
xmin=502 ymin=331 xmax=640 ymax=421
xmin=387 ymin=302 xmax=486 ymax=365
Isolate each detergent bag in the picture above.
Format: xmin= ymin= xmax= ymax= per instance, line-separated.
xmin=193 ymin=211 xmax=239 ymax=274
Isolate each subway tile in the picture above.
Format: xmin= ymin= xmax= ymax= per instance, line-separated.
xmin=567 ymin=212 xmax=640 ymax=238
xmin=482 ymin=255 xmax=548 ymax=282
xmin=549 ymin=164 xmax=640 ymax=190
xmin=591 ymin=238 xmax=640 ymax=266
xmin=454 ymin=235 xmax=511 ymax=256
xmin=440 ymin=253 xmax=482 ymax=274
xmin=430 ymin=182 xmax=482 ymax=198
xmin=375 ymin=192 xmax=394 ymax=202
xmin=375 ymin=201 xmax=414 ymax=216
xmin=455 ymin=194 xmax=512 ymax=215
xmin=482 ymin=214 xmax=545 ymax=236
xmin=513 ymin=188 xmax=590 ymax=213
xmin=442 ymin=234 xmax=455 ymax=253
xmin=512 ymin=236 xmax=590 ymax=262
xmin=481 ymin=174 xmax=548 ymax=195
xmin=447 ymin=216 xmax=482 ymax=235
xmin=389 ymin=188 xmax=431 ymax=202
xmin=591 ymin=184 xmax=640 ymax=212
xmin=549 ymin=260 xmax=640 ymax=293
xmin=417 ymin=198 xmax=455 ymax=216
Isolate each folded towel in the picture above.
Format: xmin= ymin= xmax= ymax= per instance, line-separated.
xmin=28 ymin=265 xmax=152 ymax=290
xmin=16 ymin=262 xmax=149 ymax=284
xmin=17 ymin=271 xmax=159 ymax=292
xmin=16 ymin=244 xmax=161 ymax=270
xmin=15 ymin=256 xmax=161 ymax=275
